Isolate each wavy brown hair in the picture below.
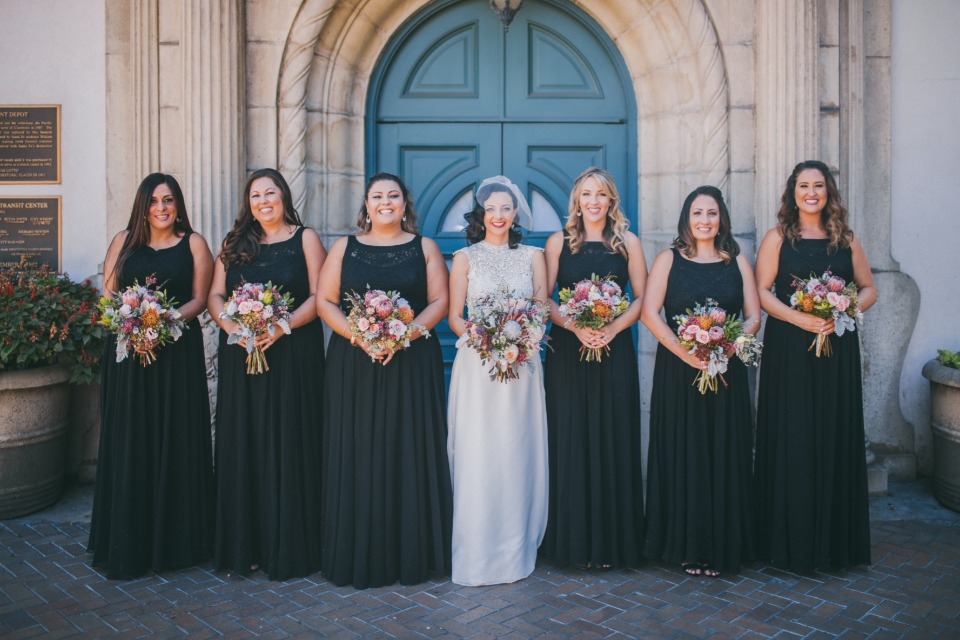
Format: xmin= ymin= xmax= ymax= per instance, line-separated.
xmin=673 ymin=185 xmax=740 ymax=264
xmin=777 ymin=160 xmax=853 ymax=253
xmin=112 ymin=173 xmax=194 ymax=285
xmin=219 ymin=168 xmax=303 ymax=268
xmin=355 ymin=172 xmax=420 ymax=234
xmin=564 ymin=167 xmax=629 ymax=257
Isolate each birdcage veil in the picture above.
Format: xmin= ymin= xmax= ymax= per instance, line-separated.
xmin=475 ymin=175 xmax=533 ymax=230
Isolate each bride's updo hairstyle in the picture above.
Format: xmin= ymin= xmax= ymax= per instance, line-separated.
xmin=463 ymin=182 xmax=523 ymax=249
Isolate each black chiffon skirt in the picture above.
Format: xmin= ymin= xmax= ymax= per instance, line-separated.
xmin=754 ymin=317 xmax=870 ymax=572
xmin=321 ymin=335 xmax=452 ymax=588
xmin=541 ymin=327 xmax=645 ymax=568
xmin=213 ymin=321 xmax=325 ymax=580
xmin=644 ymin=345 xmax=755 ymax=573
xmin=89 ymin=320 xmax=213 ymax=579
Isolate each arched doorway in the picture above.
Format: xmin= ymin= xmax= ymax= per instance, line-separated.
xmin=366 ymin=0 xmax=636 ymax=256
xmin=366 ymin=0 xmax=636 ymax=365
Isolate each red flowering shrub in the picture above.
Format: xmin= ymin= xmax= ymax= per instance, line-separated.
xmin=0 ymin=262 xmax=105 ymax=383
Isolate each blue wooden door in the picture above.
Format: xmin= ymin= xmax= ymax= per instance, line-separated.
xmin=370 ymin=0 xmax=635 ymax=364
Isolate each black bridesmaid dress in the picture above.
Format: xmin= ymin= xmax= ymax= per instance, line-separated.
xmin=644 ymin=248 xmax=755 ymax=573
xmin=213 ymin=227 xmax=325 ymax=580
xmin=541 ymin=240 xmax=645 ymax=568
xmin=89 ymin=232 xmax=213 ymax=579
xmin=321 ymin=235 xmax=452 ymax=588
xmin=755 ymin=239 xmax=870 ymax=572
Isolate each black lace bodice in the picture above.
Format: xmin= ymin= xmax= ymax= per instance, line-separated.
xmin=338 ymin=235 xmax=428 ymax=313
xmin=664 ymin=247 xmax=743 ymax=321
xmin=224 ymin=227 xmax=311 ymax=308
xmin=117 ymin=232 xmax=195 ymax=305
xmin=773 ymin=239 xmax=854 ymax=305
xmin=555 ymin=240 xmax=630 ymax=294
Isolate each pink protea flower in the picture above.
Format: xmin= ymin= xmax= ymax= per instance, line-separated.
xmin=826 ymin=275 xmax=845 ymax=292
xmin=376 ymin=298 xmax=394 ymax=319
xmin=708 ymin=325 xmax=724 ymax=341
xmin=121 ymin=290 xmax=139 ymax=308
xmin=708 ymin=307 xmax=726 ymax=325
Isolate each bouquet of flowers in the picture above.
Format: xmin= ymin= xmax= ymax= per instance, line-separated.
xmin=219 ymin=281 xmax=293 ymax=374
xmin=344 ymin=287 xmax=428 ymax=361
xmin=789 ymin=270 xmax=863 ymax=357
xmin=456 ymin=287 xmax=549 ymax=383
xmin=558 ymin=273 xmax=630 ymax=362
xmin=97 ymin=275 xmax=184 ymax=366
xmin=673 ymin=298 xmax=762 ymax=394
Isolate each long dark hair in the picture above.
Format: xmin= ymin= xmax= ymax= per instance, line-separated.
xmin=777 ymin=160 xmax=852 ymax=253
xmin=112 ymin=173 xmax=193 ymax=284
xmin=464 ymin=182 xmax=523 ymax=248
xmin=355 ymin=172 xmax=420 ymax=233
xmin=673 ymin=185 xmax=739 ymax=264
xmin=219 ymin=168 xmax=303 ymax=268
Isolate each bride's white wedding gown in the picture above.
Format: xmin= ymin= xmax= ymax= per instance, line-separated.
xmin=447 ymin=241 xmax=549 ymax=586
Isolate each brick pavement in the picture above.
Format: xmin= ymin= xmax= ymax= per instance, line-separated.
xmin=1 ymin=491 xmax=959 ymax=638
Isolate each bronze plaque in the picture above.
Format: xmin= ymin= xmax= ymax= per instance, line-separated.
xmin=0 ymin=197 xmax=62 ymax=272
xmin=0 ymin=105 xmax=61 ymax=184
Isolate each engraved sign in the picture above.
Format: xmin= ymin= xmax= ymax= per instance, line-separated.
xmin=0 ymin=105 xmax=61 ymax=184
xmin=0 ymin=197 xmax=62 ymax=272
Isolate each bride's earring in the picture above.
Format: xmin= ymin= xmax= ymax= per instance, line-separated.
xmin=402 ymin=214 xmax=407 ymax=222
xmin=365 ymin=216 xmax=371 ymax=224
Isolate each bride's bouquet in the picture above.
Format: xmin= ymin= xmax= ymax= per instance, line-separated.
xmin=98 ymin=275 xmax=184 ymax=366
xmin=219 ymin=281 xmax=293 ymax=374
xmin=789 ymin=270 xmax=862 ymax=357
xmin=344 ymin=287 xmax=428 ymax=361
xmin=557 ymin=273 xmax=630 ymax=362
xmin=457 ymin=287 xmax=549 ymax=383
xmin=673 ymin=298 xmax=762 ymax=394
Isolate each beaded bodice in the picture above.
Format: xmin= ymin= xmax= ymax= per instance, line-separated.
xmin=458 ymin=241 xmax=540 ymax=315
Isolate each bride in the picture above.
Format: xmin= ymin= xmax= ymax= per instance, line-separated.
xmin=447 ymin=175 xmax=549 ymax=586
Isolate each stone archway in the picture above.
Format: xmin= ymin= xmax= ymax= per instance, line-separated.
xmin=275 ymin=0 xmax=730 ymax=238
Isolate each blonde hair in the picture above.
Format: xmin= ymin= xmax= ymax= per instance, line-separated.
xmin=563 ymin=167 xmax=629 ymax=257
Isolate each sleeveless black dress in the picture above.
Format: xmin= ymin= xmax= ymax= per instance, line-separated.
xmin=321 ymin=236 xmax=452 ymax=588
xmin=644 ymin=248 xmax=755 ymax=573
xmin=755 ymin=239 xmax=870 ymax=572
xmin=213 ymin=227 xmax=325 ymax=580
xmin=88 ymin=232 xmax=213 ymax=579
xmin=541 ymin=240 xmax=644 ymax=568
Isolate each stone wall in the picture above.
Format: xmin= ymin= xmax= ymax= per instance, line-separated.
xmin=90 ymin=0 xmax=939 ymax=477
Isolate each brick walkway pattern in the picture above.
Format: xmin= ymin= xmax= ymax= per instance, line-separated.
xmin=1 ymin=516 xmax=959 ymax=638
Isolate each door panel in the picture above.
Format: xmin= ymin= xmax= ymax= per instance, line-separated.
xmin=502 ymin=123 xmax=629 ymax=245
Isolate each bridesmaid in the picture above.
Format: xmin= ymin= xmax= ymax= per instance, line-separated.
xmin=209 ymin=168 xmax=327 ymax=580
xmin=89 ymin=173 xmax=214 ymax=578
xmin=317 ymin=172 xmax=452 ymax=588
xmin=541 ymin=167 xmax=647 ymax=570
xmin=641 ymin=185 xmax=760 ymax=577
xmin=754 ymin=160 xmax=877 ymax=572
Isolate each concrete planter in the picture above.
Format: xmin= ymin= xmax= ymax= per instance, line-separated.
xmin=0 ymin=365 xmax=72 ymax=519
xmin=922 ymin=359 xmax=960 ymax=512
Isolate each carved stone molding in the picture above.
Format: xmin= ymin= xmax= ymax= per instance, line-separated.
xmin=276 ymin=0 xmax=730 ymax=235
xmin=180 ymin=0 xmax=246 ymax=248
xmin=133 ymin=0 xmax=160 ymax=178
xmin=755 ymin=0 xmax=820 ymax=235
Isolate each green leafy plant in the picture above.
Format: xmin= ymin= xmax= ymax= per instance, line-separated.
xmin=937 ymin=349 xmax=960 ymax=370
xmin=0 ymin=262 xmax=105 ymax=383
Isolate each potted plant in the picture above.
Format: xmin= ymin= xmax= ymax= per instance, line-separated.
xmin=0 ymin=262 xmax=104 ymax=518
xmin=922 ymin=349 xmax=960 ymax=513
